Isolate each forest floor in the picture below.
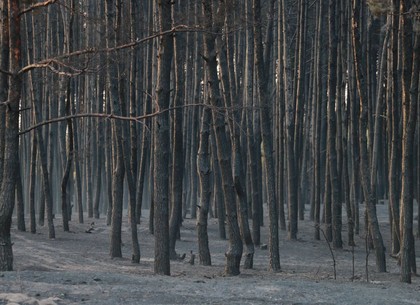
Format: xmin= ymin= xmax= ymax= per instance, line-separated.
xmin=1 ymin=202 xmax=420 ymax=305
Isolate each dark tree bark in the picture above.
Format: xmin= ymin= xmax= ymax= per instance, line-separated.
xmin=280 ymin=0 xmax=298 ymax=241
xmin=105 ymin=97 xmax=113 ymax=226
xmin=275 ymin=0 xmax=286 ymax=230
xmin=148 ymin=148 xmax=155 ymax=235
xmin=93 ymin=76 xmax=105 ymax=220
xmin=29 ymin=133 xmax=37 ymax=234
xmin=0 ymin=0 xmax=20 ymax=271
xmin=211 ymin=129 xmax=226 ymax=240
xmin=327 ymin=0 xmax=342 ymax=249
xmin=351 ymin=0 xmax=387 ymax=272
xmin=136 ymin=45 xmax=152 ymax=223
xmin=197 ymin=107 xmax=212 ymax=266
xmin=400 ymin=1 xmax=419 ymax=283
xmin=106 ymin=0 xmax=125 ymax=259
xmin=293 ymin=0 xmax=307 ymax=222
xmin=202 ymin=0 xmax=243 ymax=276
xmin=348 ymin=32 xmax=360 ymax=237
xmin=16 ymin=159 xmax=25 ymax=232
xmin=115 ymin=0 xmax=140 ymax=265
xmin=324 ymin=162 xmax=332 ymax=242
xmin=245 ymin=0 xmax=261 ymax=245
xmin=60 ymin=90 xmax=73 ymax=232
xmin=253 ymin=0 xmax=280 ymax=272
xmin=388 ymin=0 xmax=401 ymax=255
xmin=169 ymin=0 xmax=186 ymax=259
xmin=72 ymin=104 xmax=83 ymax=224
xmin=67 ymin=111 xmax=82 ymax=223
xmin=153 ymin=0 xmax=173 ymax=276
xmin=30 ymin=12 xmax=55 ymax=240
xmin=60 ymin=0 xmax=76 ymax=233
xmin=312 ymin=0 xmax=325 ymax=240
xmin=215 ymin=0 xmax=254 ymax=270
xmin=0 ymin=0 xmax=6 ymax=189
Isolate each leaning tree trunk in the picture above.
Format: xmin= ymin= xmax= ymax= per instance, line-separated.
xmin=202 ymin=0 xmax=243 ymax=276
xmin=218 ymin=2 xmax=255 ymax=270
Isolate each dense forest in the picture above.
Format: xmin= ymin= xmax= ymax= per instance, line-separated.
xmin=0 ymin=0 xmax=419 ymax=285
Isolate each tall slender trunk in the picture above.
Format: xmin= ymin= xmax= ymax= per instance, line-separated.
xmin=60 ymin=0 xmax=76 ymax=233
xmin=16 ymin=158 xmax=25 ymax=232
xmin=197 ymin=107 xmax=212 ymax=266
xmin=211 ymin=128 xmax=226 ymax=240
xmin=400 ymin=3 xmax=419 ymax=283
xmin=327 ymin=0 xmax=342 ymax=249
xmin=245 ymin=0 xmax=261 ymax=244
xmin=202 ymin=0 xmax=243 ymax=276
xmin=0 ymin=0 xmax=20 ymax=271
xmin=281 ymin=0 xmax=298 ymax=240
xmin=217 ymin=0 xmax=254 ymax=270
xmin=61 ymin=96 xmax=73 ymax=232
xmin=293 ymin=0 xmax=307 ymax=221
xmin=93 ymin=76 xmax=105 ymax=219
xmin=153 ymin=0 xmax=173 ymax=276
xmin=253 ymin=0 xmax=280 ymax=271
xmin=29 ymin=132 xmax=37 ymax=233
xmin=169 ymin=0 xmax=186 ymax=259
xmin=106 ymin=0 xmax=125 ymax=259
xmin=312 ymin=0 xmax=324 ymax=240
xmin=388 ymin=0 xmax=401 ymax=255
xmin=0 ymin=0 xmax=7 ymax=188
xmin=351 ymin=0 xmax=386 ymax=272
xmin=135 ymin=34 xmax=153 ymax=222
xmin=72 ymin=110 xmax=83 ymax=224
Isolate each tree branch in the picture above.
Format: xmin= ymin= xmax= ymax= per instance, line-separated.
xmin=18 ymin=103 xmax=254 ymax=136
xmin=19 ymin=104 xmax=201 ymax=136
xmin=19 ymin=112 xmax=154 ymax=136
xmin=19 ymin=0 xmax=58 ymax=17
xmin=0 ymin=67 xmax=14 ymax=77
xmin=19 ymin=58 xmax=89 ymax=76
xmin=17 ymin=25 xmax=235 ymax=76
